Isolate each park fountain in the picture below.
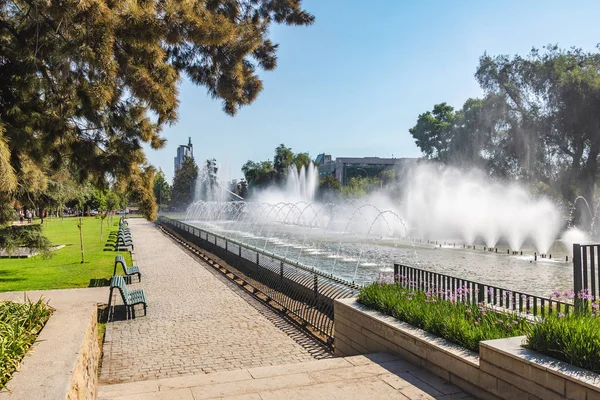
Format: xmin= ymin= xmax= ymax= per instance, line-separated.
xmin=183 ymin=163 xmax=577 ymax=295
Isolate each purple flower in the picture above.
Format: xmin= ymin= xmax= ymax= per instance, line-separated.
xmin=558 ymin=312 xmax=565 ymax=318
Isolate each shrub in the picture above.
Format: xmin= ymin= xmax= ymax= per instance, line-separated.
xmin=357 ymin=282 xmax=529 ymax=352
xmin=526 ymin=311 xmax=600 ymax=373
xmin=0 ymin=299 xmax=52 ymax=389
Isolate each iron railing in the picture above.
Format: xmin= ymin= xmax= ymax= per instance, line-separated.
xmin=157 ymin=216 xmax=359 ymax=345
xmin=394 ymin=263 xmax=573 ymax=317
xmin=573 ymin=243 xmax=600 ymax=309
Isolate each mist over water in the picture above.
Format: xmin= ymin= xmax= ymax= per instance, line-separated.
xmin=400 ymin=165 xmax=563 ymax=253
xmin=254 ymin=163 xmax=319 ymax=204
xmin=184 ymin=162 xmax=574 ymax=293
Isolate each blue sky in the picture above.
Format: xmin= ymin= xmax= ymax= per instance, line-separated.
xmin=148 ymin=0 xmax=600 ymax=182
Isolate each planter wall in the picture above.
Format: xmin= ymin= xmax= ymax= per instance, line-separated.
xmin=334 ymin=298 xmax=600 ymax=400
xmin=0 ymin=304 xmax=99 ymax=400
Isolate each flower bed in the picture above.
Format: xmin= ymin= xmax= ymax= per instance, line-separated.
xmin=0 ymin=299 xmax=52 ymax=389
xmin=357 ymin=282 xmax=529 ymax=352
xmin=526 ymin=291 xmax=600 ymax=373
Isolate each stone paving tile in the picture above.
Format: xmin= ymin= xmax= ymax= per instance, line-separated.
xmin=100 ymin=219 xmax=319 ymax=384
xmin=99 ymin=353 xmax=473 ymax=400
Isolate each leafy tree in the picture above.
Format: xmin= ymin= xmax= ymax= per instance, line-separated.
xmin=274 ymin=144 xmax=295 ymax=180
xmin=171 ymin=157 xmax=198 ymax=210
xmin=242 ymin=160 xmax=276 ymax=190
xmin=105 ymin=190 xmax=120 ymax=225
xmin=294 ymin=153 xmax=312 ymax=171
xmin=242 ymin=144 xmax=313 ymax=194
xmin=0 ymin=0 xmax=313 ymax=225
xmin=379 ymin=170 xmax=397 ymax=186
xmin=317 ymin=175 xmax=342 ymax=201
xmin=342 ymin=177 xmax=381 ymax=198
xmin=409 ymin=103 xmax=456 ymax=161
xmin=476 ymin=45 xmax=600 ymax=203
xmin=153 ymin=169 xmax=171 ymax=211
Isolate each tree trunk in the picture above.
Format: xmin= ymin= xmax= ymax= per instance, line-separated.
xmin=79 ymin=216 xmax=85 ymax=264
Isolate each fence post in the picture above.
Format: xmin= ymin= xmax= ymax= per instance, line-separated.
xmin=256 ymin=252 xmax=260 ymax=276
xmin=477 ymin=283 xmax=484 ymax=304
xmin=239 ymin=245 xmax=242 ymax=258
xmin=280 ymin=261 xmax=284 ymax=279
xmin=225 ymin=240 xmax=228 ymax=253
xmin=393 ymin=264 xmax=399 ymax=284
xmin=314 ymin=274 xmax=318 ymax=299
xmin=573 ymin=243 xmax=583 ymax=312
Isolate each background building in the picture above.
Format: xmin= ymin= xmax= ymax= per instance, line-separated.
xmin=316 ymin=154 xmax=418 ymax=186
xmin=174 ymin=137 xmax=193 ymax=171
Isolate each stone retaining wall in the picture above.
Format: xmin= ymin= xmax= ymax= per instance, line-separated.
xmin=334 ymin=298 xmax=600 ymax=400
xmin=0 ymin=303 xmax=100 ymax=400
xmin=67 ymin=306 xmax=99 ymax=400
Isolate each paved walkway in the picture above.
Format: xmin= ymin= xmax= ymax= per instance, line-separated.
xmin=100 ymin=219 xmax=319 ymax=384
xmin=99 ymin=353 xmax=473 ymax=400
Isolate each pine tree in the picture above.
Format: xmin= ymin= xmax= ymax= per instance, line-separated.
xmin=171 ymin=157 xmax=199 ymax=210
xmin=0 ymin=1 xmax=314 ymax=224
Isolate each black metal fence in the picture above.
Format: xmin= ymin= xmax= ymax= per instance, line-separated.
xmin=573 ymin=243 xmax=600 ymax=309
xmin=157 ymin=217 xmax=359 ymax=345
xmin=394 ymin=263 xmax=572 ymax=317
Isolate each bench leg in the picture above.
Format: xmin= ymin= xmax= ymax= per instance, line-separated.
xmin=131 ymin=305 xmax=136 ymax=319
xmin=143 ymin=303 xmax=147 ymax=316
xmin=138 ymin=273 xmax=142 ymax=283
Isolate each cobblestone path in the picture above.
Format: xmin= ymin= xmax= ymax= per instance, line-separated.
xmin=100 ymin=219 xmax=323 ymax=384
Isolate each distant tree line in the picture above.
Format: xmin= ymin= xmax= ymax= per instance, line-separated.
xmin=410 ymin=45 xmax=600 ymax=206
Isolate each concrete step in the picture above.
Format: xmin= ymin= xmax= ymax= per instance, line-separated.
xmin=98 ymin=353 xmax=475 ymax=400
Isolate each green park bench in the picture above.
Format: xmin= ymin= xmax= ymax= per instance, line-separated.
xmin=108 ymin=275 xmax=147 ymax=319
xmin=113 ymin=255 xmax=141 ymax=282
xmin=116 ymin=232 xmax=134 ymax=250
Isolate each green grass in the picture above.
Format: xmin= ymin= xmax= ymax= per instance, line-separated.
xmin=0 ymin=299 xmax=52 ymax=389
xmin=358 ymin=282 xmax=530 ymax=353
xmin=0 ymin=217 xmax=132 ymax=292
xmin=527 ymin=311 xmax=600 ymax=373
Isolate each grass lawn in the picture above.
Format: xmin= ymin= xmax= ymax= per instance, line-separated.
xmin=0 ymin=216 xmax=133 ymax=292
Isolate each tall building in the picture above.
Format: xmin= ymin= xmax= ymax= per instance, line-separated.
xmin=174 ymin=137 xmax=193 ymax=172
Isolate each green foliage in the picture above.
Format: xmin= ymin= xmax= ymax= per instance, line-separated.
xmin=317 ymin=175 xmax=342 ymax=201
xmin=105 ymin=191 xmax=119 ymax=213
xmin=273 ymin=144 xmax=295 ymax=180
xmin=0 ymin=217 xmax=133 ymax=291
xmin=171 ymin=157 xmax=198 ymax=210
xmin=527 ymin=312 xmax=600 ymax=373
xmin=153 ymin=169 xmax=171 ymax=210
xmin=358 ymin=283 xmax=529 ymax=353
xmin=242 ymin=160 xmax=276 ymax=190
xmin=242 ymin=144 xmax=313 ymax=195
xmin=409 ymin=103 xmax=456 ymax=160
xmin=0 ymin=299 xmax=52 ymax=389
xmin=341 ymin=177 xmax=382 ymax=197
xmin=0 ymin=0 xmax=313 ymax=224
xmin=411 ymin=45 xmax=600 ymax=204
xmin=294 ymin=152 xmax=312 ymax=171
xmin=0 ymin=225 xmax=51 ymax=256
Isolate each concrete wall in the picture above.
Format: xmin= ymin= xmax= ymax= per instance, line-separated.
xmin=0 ymin=304 xmax=100 ymax=400
xmin=334 ymin=298 xmax=600 ymax=400
xmin=67 ymin=307 xmax=99 ymax=400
